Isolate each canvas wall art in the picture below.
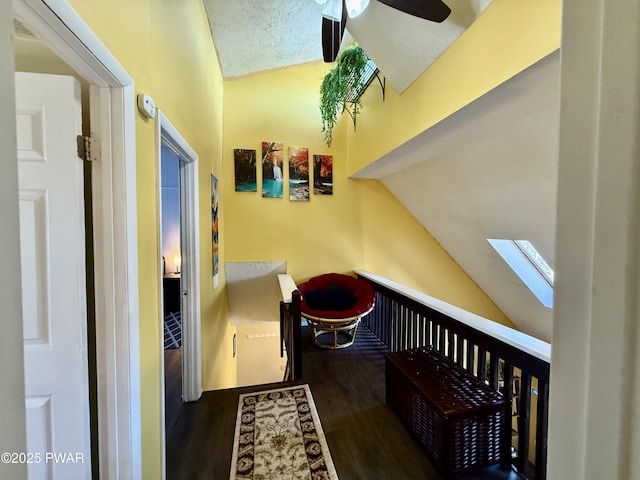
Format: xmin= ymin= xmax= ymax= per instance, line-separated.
xmin=211 ymin=174 xmax=219 ymax=288
xmin=313 ymin=154 xmax=333 ymax=195
xmin=288 ymin=147 xmax=310 ymax=202
xmin=262 ymin=142 xmax=284 ymax=198
xmin=234 ymin=148 xmax=257 ymax=192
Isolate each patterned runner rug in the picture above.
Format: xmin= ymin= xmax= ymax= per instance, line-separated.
xmin=230 ymin=384 xmax=339 ymax=480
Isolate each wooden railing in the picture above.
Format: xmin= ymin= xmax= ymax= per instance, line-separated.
xmin=356 ymin=270 xmax=551 ymax=480
xmin=278 ymin=275 xmax=302 ymax=382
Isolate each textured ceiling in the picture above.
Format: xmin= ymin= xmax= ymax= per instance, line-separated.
xmin=204 ymin=1 xmax=324 ymax=78
xmin=204 ymin=0 xmax=493 ymax=92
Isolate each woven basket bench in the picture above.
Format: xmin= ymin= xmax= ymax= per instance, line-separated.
xmin=385 ymin=347 xmax=505 ymax=477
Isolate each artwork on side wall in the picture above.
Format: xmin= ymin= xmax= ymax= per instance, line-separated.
xmin=234 ymin=148 xmax=257 ymax=192
xmin=313 ymin=154 xmax=333 ymax=195
xmin=262 ymin=141 xmax=284 ymax=198
xmin=211 ymin=174 xmax=219 ymax=288
xmin=288 ymin=147 xmax=310 ymax=202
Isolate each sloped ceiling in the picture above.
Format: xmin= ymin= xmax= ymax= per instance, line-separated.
xmin=203 ymin=0 xmax=492 ymax=92
xmin=205 ymin=2 xmax=559 ymax=340
xmin=354 ymin=52 xmax=561 ymax=342
xmin=346 ymin=0 xmax=492 ymax=92
xmin=14 ymin=5 xmax=557 ymax=343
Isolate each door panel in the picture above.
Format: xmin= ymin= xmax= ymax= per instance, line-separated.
xmin=19 ymin=189 xmax=49 ymax=347
xmin=16 ymin=72 xmax=91 ymax=479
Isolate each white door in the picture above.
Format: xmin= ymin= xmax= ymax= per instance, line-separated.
xmin=15 ymin=72 xmax=91 ymax=479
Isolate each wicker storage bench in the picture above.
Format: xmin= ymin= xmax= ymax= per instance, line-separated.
xmin=385 ymin=347 xmax=505 ymax=477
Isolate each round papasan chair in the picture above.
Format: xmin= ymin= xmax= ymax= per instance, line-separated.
xmin=297 ymin=273 xmax=375 ymax=350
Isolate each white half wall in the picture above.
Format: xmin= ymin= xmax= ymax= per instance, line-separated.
xmin=235 ymin=324 xmax=285 ymax=387
xmin=225 ymin=261 xmax=286 ymax=325
xmin=225 ymin=261 xmax=288 ymax=387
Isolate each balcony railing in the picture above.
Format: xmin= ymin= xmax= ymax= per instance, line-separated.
xmin=278 ymin=274 xmax=302 ymax=381
xmin=278 ymin=271 xmax=550 ymax=479
xmin=356 ymin=270 xmax=551 ymax=480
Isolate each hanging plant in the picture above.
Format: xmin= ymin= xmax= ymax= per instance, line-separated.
xmin=319 ymin=45 xmax=369 ymax=147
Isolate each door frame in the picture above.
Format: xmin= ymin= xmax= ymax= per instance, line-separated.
xmin=0 ymin=2 xmax=27 ymax=477
xmin=9 ymin=0 xmax=141 ymax=478
xmin=157 ymin=110 xmax=202 ymax=477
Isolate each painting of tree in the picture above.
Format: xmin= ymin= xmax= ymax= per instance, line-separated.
xmin=313 ymin=154 xmax=333 ymax=195
xmin=262 ymin=141 xmax=284 ymax=198
xmin=288 ymin=147 xmax=309 ymax=202
xmin=234 ymin=148 xmax=257 ymax=192
xmin=211 ymin=174 xmax=219 ymax=288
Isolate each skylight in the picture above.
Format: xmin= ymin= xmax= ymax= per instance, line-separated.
xmin=514 ymin=240 xmax=554 ymax=284
xmin=319 ymin=0 xmax=370 ymax=20
xmin=488 ymin=239 xmax=554 ymax=308
xmin=346 ymin=0 xmax=370 ymax=18
xmin=342 ymin=58 xmax=379 ymax=103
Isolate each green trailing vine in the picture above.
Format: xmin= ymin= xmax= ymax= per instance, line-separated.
xmin=319 ymin=45 xmax=369 ymax=146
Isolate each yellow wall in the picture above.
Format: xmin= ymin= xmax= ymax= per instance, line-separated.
xmin=346 ymin=0 xmax=563 ymax=175
xmin=62 ymin=0 xmax=562 ymax=474
xmin=223 ymin=63 xmax=363 ymax=280
xmin=223 ymin=62 xmax=512 ymax=325
xmin=68 ymin=0 xmax=235 ymax=477
xmin=357 ymin=180 xmax=512 ymax=321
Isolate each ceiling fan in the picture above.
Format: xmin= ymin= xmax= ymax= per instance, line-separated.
xmin=316 ymin=0 xmax=452 ymax=62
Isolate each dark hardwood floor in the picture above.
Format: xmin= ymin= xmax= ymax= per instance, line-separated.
xmin=166 ymin=326 xmax=522 ymax=479
xmin=165 ymin=346 xmax=183 ymax=435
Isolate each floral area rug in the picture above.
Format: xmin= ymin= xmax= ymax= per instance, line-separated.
xmin=230 ymin=384 xmax=339 ymax=480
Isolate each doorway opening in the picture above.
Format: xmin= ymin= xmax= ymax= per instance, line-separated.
xmin=160 ymin=143 xmax=183 ymax=435
xmin=157 ymin=111 xmax=202 ymax=476
xmin=9 ymin=0 xmax=140 ymax=477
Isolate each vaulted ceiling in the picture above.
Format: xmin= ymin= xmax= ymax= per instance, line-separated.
xmin=13 ymin=5 xmax=558 ymax=342
xmin=203 ymin=0 xmax=493 ymax=92
xmin=204 ymin=2 xmax=560 ymax=342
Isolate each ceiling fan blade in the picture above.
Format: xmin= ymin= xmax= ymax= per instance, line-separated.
xmin=321 ymin=0 xmax=347 ymax=62
xmin=377 ymin=0 xmax=451 ymax=22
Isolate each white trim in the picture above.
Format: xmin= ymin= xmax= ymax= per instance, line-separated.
xmin=157 ymin=110 xmax=202 ymax=402
xmin=12 ymin=1 xmax=141 ymax=478
xmin=13 ymin=0 xmax=131 ymax=87
xmin=91 ymin=83 xmax=142 ymax=480
xmin=548 ymin=0 xmax=640 ymax=477
xmin=0 ymin=1 xmax=27 ymax=477
xmin=157 ymin=110 xmax=202 ymax=479
xmin=278 ymin=274 xmax=298 ymax=303
xmin=179 ymin=157 xmax=202 ymax=402
xmin=159 ymin=110 xmax=198 ymax=161
xmin=487 ymin=239 xmax=554 ymax=309
xmin=355 ymin=270 xmax=551 ymax=363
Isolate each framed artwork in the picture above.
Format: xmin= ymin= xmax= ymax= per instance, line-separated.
xmin=234 ymin=148 xmax=257 ymax=192
xmin=211 ymin=174 xmax=219 ymax=288
xmin=313 ymin=154 xmax=333 ymax=195
xmin=288 ymin=147 xmax=309 ymax=202
xmin=262 ymin=141 xmax=284 ymax=198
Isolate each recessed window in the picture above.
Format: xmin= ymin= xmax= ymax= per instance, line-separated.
xmin=343 ymin=58 xmax=379 ymax=103
xmin=488 ymin=239 xmax=554 ymax=308
xmin=346 ymin=0 xmax=370 ymax=18
xmin=513 ymin=240 xmax=554 ymax=285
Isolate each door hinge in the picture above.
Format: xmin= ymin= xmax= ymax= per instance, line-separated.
xmin=76 ymin=135 xmax=99 ymax=162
